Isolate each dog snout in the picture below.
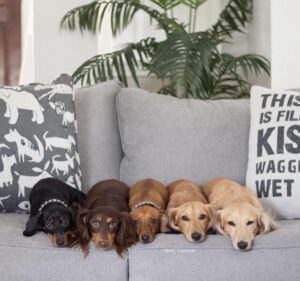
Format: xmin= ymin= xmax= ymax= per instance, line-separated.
xmin=191 ymin=232 xmax=202 ymax=242
xmin=141 ymin=234 xmax=150 ymax=243
xmin=99 ymin=241 xmax=109 ymax=249
xmin=55 ymin=233 xmax=65 ymax=247
xmin=237 ymin=240 xmax=248 ymax=250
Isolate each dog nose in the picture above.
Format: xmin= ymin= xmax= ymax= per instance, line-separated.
xmin=99 ymin=241 xmax=108 ymax=248
xmin=141 ymin=234 xmax=150 ymax=243
xmin=191 ymin=232 xmax=201 ymax=241
xmin=237 ymin=240 xmax=248 ymax=250
xmin=56 ymin=239 xmax=65 ymax=247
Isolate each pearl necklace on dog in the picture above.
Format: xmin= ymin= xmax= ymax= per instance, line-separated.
xmin=38 ymin=199 xmax=68 ymax=212
xmin=130 ymin=200 xmax=161 ymax=213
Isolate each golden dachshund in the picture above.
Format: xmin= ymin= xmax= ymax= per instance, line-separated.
xmin=165 ymin=180 xmax=214 ymax=242
xmin=203 ymin=177 xmax=277 ymax=251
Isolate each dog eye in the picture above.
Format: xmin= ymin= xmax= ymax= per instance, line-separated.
xmin=199 ymin=214 xmax=206 ymax=220
xmin=247 ymin=221 xmax=254 ymax=226
xmin=46 ymin=222 xmax=53 ymax=229
xmin=181 ymin=215 xmax=189 ymax=221
xmin=150 ymin=218 xmax=157 ymax=224
xmin=134 ymin=219 xmax=140 ymax=225
xmin=61 ymin=220 xmax=69 ymax=227
xmin=109 ymin=222 xmax=116 ymax=228
xmin=91 ymin=221 xmax=100 ymax=228
xmin=228 ymin=221 xmax=236 ymax=227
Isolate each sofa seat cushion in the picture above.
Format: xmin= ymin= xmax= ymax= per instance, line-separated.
xmin=129 ymin=220 xmax=300 ymax=281
xmin=0 ymin=214 xmax=128 ymax=281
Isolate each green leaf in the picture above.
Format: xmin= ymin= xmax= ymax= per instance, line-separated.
xmin=61 ymin=0 xmax=184 ymax=37
xmin=209 ymin=0 xmax=253 ymax=39
xmin=72 ymin=37 xmax=157 ymax=87
xmin=181 ymin=0 xmax=207 ymax=9
xmin=151 ymin=0 xmax=181 ymax=10
xmin=150 ymin=32 xmax=221 ymax=98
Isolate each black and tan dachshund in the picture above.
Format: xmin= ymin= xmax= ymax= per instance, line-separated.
xmin=23 ymin=178 xmax=86 ymax=247
xmin=76 ymin=179 xmax=137 ymax=257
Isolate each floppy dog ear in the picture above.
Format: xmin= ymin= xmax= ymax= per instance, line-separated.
xmin=76 ymin=208 xmax=90 ymax=257
xmin=159 ymin=210 xmax=170 ymax=233
xmin=23 ymin=213 xmax=43 ymax=237
xmin=115 ymin=212 xmax=138 ymax=257
xmin=167 ymin=208 xmax=181 ymax=232
xmin=258 ymin=211 xmax=278 ymax=234
xmin=214 ymin=210 xmax=227 ymax=235
xmin=206 ymin=205 xmax=216 ymax=230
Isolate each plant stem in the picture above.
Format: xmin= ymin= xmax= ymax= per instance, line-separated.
xmin=188 ymin=7 xmax=193 ymax=32
xmin=193 ymin=8 xmax=198 ymax=32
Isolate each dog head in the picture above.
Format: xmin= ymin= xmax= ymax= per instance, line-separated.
xmin=168 ymin=202 xmax=214 ymax=242
xmin=214 ymin=202 xmax=277 ymax=251
xmin=131 ymin=205 xmax=166 ymax=244
xmin=23 ymin=205 xmax=77 ymax=247
xmin=77 ymin=206 xmax=137 ymax=256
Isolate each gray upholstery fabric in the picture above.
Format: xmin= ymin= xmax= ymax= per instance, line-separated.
xmin=75 ymin=81 xmax=123 ymax=191
xmin=117 ymin=88 xmax=250 ymax=186
xmin=129 ymin=220 xmax=300 ymax=281
xmin=0 ymin=214 xmax=128 ymax=281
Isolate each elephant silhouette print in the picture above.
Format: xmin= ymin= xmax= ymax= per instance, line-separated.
xmin=49 ymin=101 xmax=75 ymax=127
xmin=4 ymin=129 xmax=44 ymax=163
xmin=0 ymin=154 xmax=17 ymax=188
xmin=0 ymin=88 xmax=44 ymax=125
xmin=16 ymin=161 xmax=52 ymax=198
xmin=43 ymin=132 xmax=75 ymax=152
xmin=51 ymin=153 xmax=75 ymax=176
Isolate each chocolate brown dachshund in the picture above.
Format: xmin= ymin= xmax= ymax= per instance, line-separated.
xmin=76 ymin=180 xmax=137 ymax=256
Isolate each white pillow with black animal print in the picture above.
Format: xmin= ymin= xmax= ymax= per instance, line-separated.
xmin=0 ymin=74 xmax=82 ymax=213
xmin=246 ymin=86 xmax=300 ymax=219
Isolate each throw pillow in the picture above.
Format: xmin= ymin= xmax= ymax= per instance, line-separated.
xmin=116 ymin=88 xmax=250 ymax=187
xmin=246 ymin=86 xmax=300 ymax=219
xmin=0 ymin=74 xmax=82 ymax=213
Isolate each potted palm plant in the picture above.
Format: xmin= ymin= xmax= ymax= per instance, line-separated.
xmin=61 ymin=0 xmax=270 ymax=99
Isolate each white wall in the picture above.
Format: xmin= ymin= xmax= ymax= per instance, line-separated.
xmin=271 ymin=0 xmax=300 ymax=89
xmin=22 ymin=0 xmax=300 ymax=91
xmin=20 ymin=0 xmax=98 ymax=84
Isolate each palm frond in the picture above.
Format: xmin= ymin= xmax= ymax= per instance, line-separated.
xmin=72 ymin=38 xmax=157 ymax=87
xmin=211 ymin=53 xmax=270 ymax=98
xmin=181 ymin=0 xmax=207 ymax=9
xmin=61 ymin=0 xmax=184 ymax=37
xmin=151 ymin=0 xmax=181 ymax=10
xmin=209 ymin=0 xmax=253 ymax=39
xmin=150 ymin=32 xmax=220 ymax=98
xmin=220 ymin=53 xmax=270 ymax=77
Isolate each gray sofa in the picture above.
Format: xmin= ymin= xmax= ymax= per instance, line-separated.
xmin=0 ymin=81 xmax=299 ymax=281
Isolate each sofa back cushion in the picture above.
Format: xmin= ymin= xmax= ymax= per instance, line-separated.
xmin=117 ymin=88 xmax=250 ymax=186
xmin=75 ymin=81 xmax=123 ymax=191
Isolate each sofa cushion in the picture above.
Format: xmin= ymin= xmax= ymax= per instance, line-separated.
xmin=0 ymin=74 xmax=82 ymax=212
xmin=0 ymin=214 xmax=128 ymax=281
xmin=246 ymin=86 xmax=300 ymax=219
xmin=117 ymin=88 xmax=250 ymax=186
xmin=129 ymin=220 xmax=300 ymax=281
xmin=75 ymin=81 xmax=123 ymax=191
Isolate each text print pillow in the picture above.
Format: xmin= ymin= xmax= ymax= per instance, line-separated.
xmin=246 ymin=86 xmax=300 ymax=219
xmin=0 ymin=74 xmax=82 ymax=213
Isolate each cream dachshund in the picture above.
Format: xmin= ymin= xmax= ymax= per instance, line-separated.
xmin=164 ymin=180 xmax=214 ymax=242
xmin=203 ymin=177 xmax=277 ymax=251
